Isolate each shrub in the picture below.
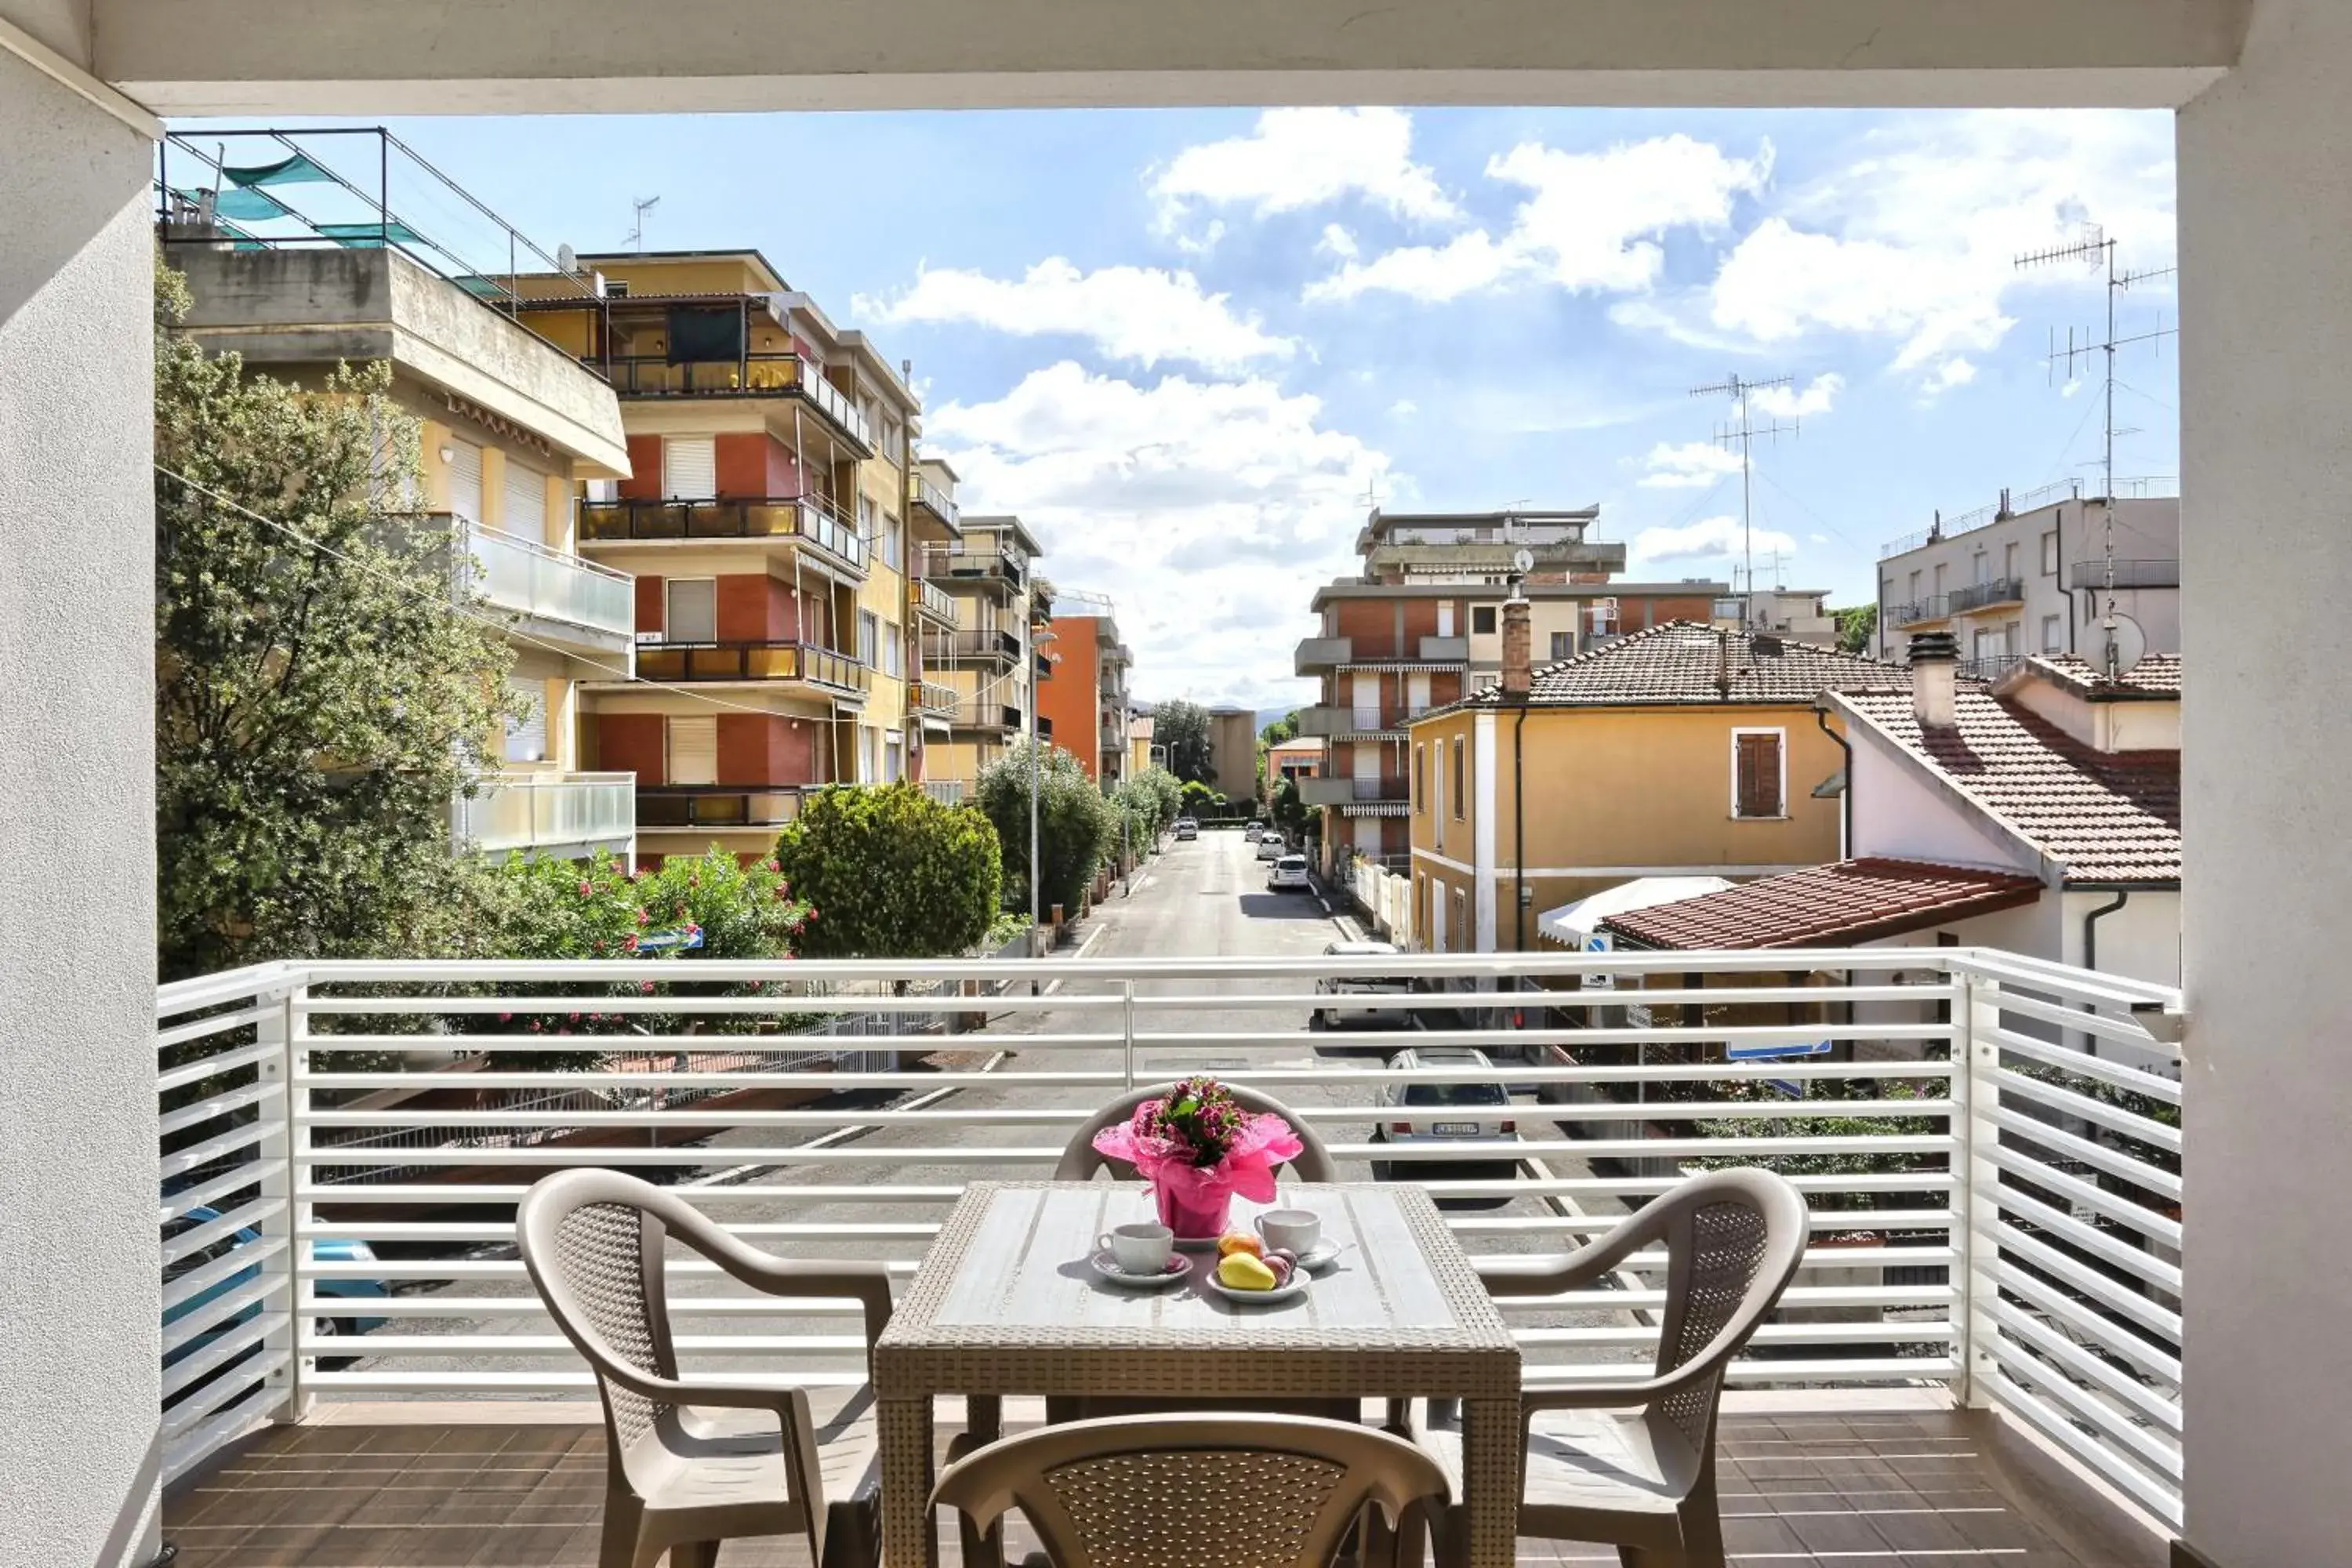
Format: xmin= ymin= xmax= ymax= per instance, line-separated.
xmin=977 ymin=739 xmax=1115 ymax=916
xmin=772 ymin=783 xmax=1002 ymax=958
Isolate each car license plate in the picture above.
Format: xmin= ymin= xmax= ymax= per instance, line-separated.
xmin=1432 ymin=1121 xmax=1479 ymax=1137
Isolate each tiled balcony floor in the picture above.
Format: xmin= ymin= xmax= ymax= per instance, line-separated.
xmin=163 ymin=1399 xmax=2167 ymax=1567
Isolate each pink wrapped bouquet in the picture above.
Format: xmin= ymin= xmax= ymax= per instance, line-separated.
xmin=1091 ymin=1076 xmax=1304 ymax=1237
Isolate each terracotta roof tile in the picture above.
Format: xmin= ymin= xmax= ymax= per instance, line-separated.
xmin=1455 ymin=621 xmax=1921 ymax=710
xmin=1599 ymin=858 xmax=2046 ymax=951
xmin=1842 ymin=690 xmax=2182 ymax=884
xmin=2020 ymin=652 xmax=2183 ymax=699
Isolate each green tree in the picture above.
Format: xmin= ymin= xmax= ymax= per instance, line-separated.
xmin=1131 ymin=767 xmax=1185 ymax=835
xmin=977 ymin=739 xmax=1115 ymax=916
xmin=772 ymin=783 xmax=1002 ymax=956
xmin=154 ymin=261 xmax=519 ymax=980
xmin=1259 ymin=710 xmax=1301 ymax=746
xmin=1831 ymin=604 xmax=1877 ymax=655
xmin=1272 ymin=774 xmax=1309 ymax=838
xmin=1179 ymin=779 xmax=1228 ymax=816
xmin=1154 ymin=699 xmax=1215 ymax=785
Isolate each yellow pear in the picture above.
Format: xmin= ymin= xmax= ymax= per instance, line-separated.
xmin=1218 ymin=1251 xmax=1279 ymax=1291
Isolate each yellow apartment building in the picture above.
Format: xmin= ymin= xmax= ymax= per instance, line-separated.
xmin=511 ymin=249 xmax=926 ymax=862
xmin=1406 ymin=620 xmax=1911 ymax=952
xmin=921 ymin=514 xmax=1046 ymax=789
xmin=174 ymin=241 xmax=640 ymax=864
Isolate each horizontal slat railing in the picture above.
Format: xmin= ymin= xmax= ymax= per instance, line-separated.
xmin=157 ymin=947 xmax=2183 ymax=1521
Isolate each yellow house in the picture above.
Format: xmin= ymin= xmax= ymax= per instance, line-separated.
xmin=1405 ymin=620 xmax=1911 ymax=952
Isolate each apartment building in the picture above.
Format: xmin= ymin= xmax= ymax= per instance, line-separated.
xmin=1207 ymin=707 xmax=1261 ymax=807
xmin=1127 ymin=713 xmax=1158 ymax=779
xmin=511 ymin=249 xmax=909 ymax=864
xmin=1406 ymin=617 xmax=1909 ymax=953
xmin=906 ymin=456 xmax=966 ymax=778
xmin=172 ymin=241 xmax=640 ymax=865
xmin=1873 ymin=483 xmax=2182 ymax=681
xmin=1296 ymin=506 xmax=1724 ymax=871
xmin=1711 ymin=586 xmax=1838 ymax=642
xmin=922 ymin=514 xmax=1046 ymax=789
xmin=1036 ymin=607 xmax=1136 ymax=783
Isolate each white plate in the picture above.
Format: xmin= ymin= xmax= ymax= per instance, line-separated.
xmin=1091 ymin=1251 xmax=1195 ymax=1290
xmin=1288 ymin=1241 xmax=1342 ymax=1273
xmin=1205 ymin=1269 xmax=1311 ymax=1305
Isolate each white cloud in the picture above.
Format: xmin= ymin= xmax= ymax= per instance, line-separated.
xmin=1317 ymin=223 xmax=1359 ymax=260
xmin=1751 ymin=372 xmax=1844 ymax=419
xmin=855 ymin=258 xmax=1294 ymax=372
xmin=930 ymin=362 xmax=1392 ymax=706
xmin=1639 ymin=441 xmax=1744 ymax=489
xmin=1630 ymin=514 xmax=1800 ymax=573
xmin=1150 ymin=108 xmax=1460 ymax=238
xmin=1308 ymin=133 xmax=1769 ymax=303
xmin=1389 ymin=398 xmax=1419 ymax=418
xmin=1704 ymin=111 xmax=2175 ymax=381
xmin=1920 ymin=357 xmax=1978 ymax=397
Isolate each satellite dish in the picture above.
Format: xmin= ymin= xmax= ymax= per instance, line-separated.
xmin=557 ymin=242 xmax=577 ymax=274
xmin=2099 ymin=612 xmax=2147 ymax=681
xmin=1512 ymin=547 xmax=1536 ymax=575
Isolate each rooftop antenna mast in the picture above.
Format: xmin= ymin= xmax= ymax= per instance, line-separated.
xmin=2016 ymin=227 xmax=2177 ymax=677
xmin=1691 ymin=372 xmax=1798 ymax=633
xmin=625 ymin=194 xmax=661 ymax=252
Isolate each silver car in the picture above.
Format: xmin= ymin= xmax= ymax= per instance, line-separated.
xmin=1267 ymin=852 xmax=1312 ymax=891
xmin=1368 ymin=1047 xmax=1519 ymax=1187
xmin=1314 ymin=940 xmax=1411 ymax=1029
xmin=1254 ymin=833 xmax=1285 ymax=861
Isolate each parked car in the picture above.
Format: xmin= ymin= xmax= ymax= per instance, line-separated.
xmin=1255 ymin=833 xmax=1285 ymax=861
xmin=1174 ymin=818 xmax=1198 ymax=840
xmin=1243 ymin=822 xmax=1264 ymax=841
xmin=1267 ymin=852 xmax=1312 ymax=891
xmin=164 ymin=1203 xmax=388 ymax=1396
xmin=1368 ymin=1047 xmax=1519 ymax=1190
xmin=1314 ymin=940 xmax=1412 ymax=1029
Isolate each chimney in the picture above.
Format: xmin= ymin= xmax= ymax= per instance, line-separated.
xmin=1501 ymin=595 xmax=1533 ymax=698
xmin=1908 ymin=631 xmax=1960 ymax=728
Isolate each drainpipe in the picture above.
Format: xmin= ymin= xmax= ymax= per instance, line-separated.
xmin=1813 ymin=702 xmax=1853 ymax=859
xmin=2082 ymin=886 xmax=2130 ymax=973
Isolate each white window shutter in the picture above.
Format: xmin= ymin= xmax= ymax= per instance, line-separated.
xmin=503 ymin=677 xmax=547 ymax=764
xmin=502 ymin=460 xmax=548 ymax=542
xmin=447 ymin=439 xmax=484 ymax=524
xmin=663 ymin=436 xmax=716 ymax=499
xmin=667 ymin=717 xmax=717 ymax=786
xmin=666 ymin=580 xmax=717 ymax=644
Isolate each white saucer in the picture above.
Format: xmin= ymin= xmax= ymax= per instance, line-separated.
xmin=1205 ymin=1269 xmax=1311 ymax=1306
xmin=1091 ymin=1250 xmax=1194 ymax=1290
xmin=1289 ymin=1240 xmax=1342 ymax=1273
xmin=1171 ymin=1233 xmax=1225 ymax=1251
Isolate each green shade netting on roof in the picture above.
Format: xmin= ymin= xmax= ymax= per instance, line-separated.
xmin=174 ymin=183 xmax=289 ymax=222
xmin=315 ymin=221 xmax=423 ymax=248
xmin=222 ymin=151 xmax=337 ymax=191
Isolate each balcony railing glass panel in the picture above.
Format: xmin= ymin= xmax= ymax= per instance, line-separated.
xmin=457 ymin=521 xmax=634 ymax=640
xmin=456 ymin=771 xmax=634 ymax=852
xmin=579 ymin=496 xmax=868 ymax=575
xmin=633 ymin=640 xmax=873 ymax=694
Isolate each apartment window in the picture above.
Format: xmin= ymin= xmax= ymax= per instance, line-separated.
xmin=1908 ymin=569 xmax=1922 ymax=600
xmin=884 ymin=734 xmax=903 ymax=782
xmin=2002 ymin=541 xmax=2020 ymax=580
xmin=1406 ymin=672 xmax=1432 ymax=717
xmin=880 ymin=619 xmax=904 ymax=679
xmin=881 ymin=512 xmax=903 ymax=571
xmin=1549 ymin=631 xmax=1574 ymax=661
xmin=665 ymin=579 xmax=717 ymax=644
xmin=1973 ymin=551 xmax=1991 ymax=586
xmin=1731 ymin=728 xmax=1785 ymax=819
xmin=1352 ymin=671 xmax=1381 ymax=728
xmin=1450 ymin=737 xmax=1465 ymax=820
xmin=858 ymin=609 xmax=880 ymax=666
xmin=446 ymin=437 xmax=484 ymax=524
xmin=662 ymin=435 xmax=715 ymax=500
xmin=1933 ymin=563 xmax=1947 ymax=593
xmin=503 ymin=459 xmax=548 ymax=542
xmin=1471 ymin=605 xmax=1497 ymax=635
xmin=858 ymin=494 xmax=877 ymax=540
xmin=2041 ymin=531 xmax=2060 ymax=575
xmin=1436 ymin=602 xmax=1456 ymax=637
xmin=503 ymin=677 xmax=546 ymax=764
xmin=2042 ymin=614 xmax=2063 ymax=654
xmin=666 ymin=717 xmax=717 ymax=786
xmin=1451 ymin=888 xmax=1468 ymax=954
xmin=1412 ymin=744 xmax=1425 ymax=811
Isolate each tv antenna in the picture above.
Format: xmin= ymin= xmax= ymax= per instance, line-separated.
xmin=2016 ymin=227 xmax=2178 ymax=677
xmin=1690 ymin=372 xmax=1800 ymax=632
xmin=625 ymin=194 xmax=661 ymax=252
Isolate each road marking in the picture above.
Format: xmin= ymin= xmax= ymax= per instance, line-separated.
xmin=686 ymin=1047 xmax=1013 ymax=1186
xmin=1044 ymin=921 xmax=1109 ymax=994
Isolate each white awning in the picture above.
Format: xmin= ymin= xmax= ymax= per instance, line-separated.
xmin=1537 ymin=876 xmax=1734 ymax=947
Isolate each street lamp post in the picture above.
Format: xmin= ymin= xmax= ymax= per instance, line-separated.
xmin=1027 ymin=626 xmax=1059 ymax=988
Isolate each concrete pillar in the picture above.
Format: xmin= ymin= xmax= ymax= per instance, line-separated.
xmin=2176 ymin=2 xmax=2352 ymax=1561
xmin=0 ymin=49 xmax=160 ymax=1568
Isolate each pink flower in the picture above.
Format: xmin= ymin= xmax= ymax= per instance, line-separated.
xmin=568 ymin=1011 xmax=582 ymax=1023
xmin=638 ymin=980 xmax=656 ymax=995
xmin=764 ymin=859 xmax=781 ymax=873
xmin=578 ymin=880 xmax=593 ymax=897
xmin=807 ymin=907 xmax=819 ymax=921
xmin=635 ymin=907 xmax=650 ymax=926
xmin=497 ymin=1011 xmax=513 ymax=1022
xmin=623 ymin=934 xmax=640 ymax=952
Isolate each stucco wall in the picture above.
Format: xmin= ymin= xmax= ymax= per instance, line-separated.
xmin=1847 ymin=722 xmax=2039 ymax=873
xmin=0 ymin=55 xmax=162 ymax=1567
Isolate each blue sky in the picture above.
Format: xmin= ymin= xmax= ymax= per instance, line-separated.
xmin=217 ymin=107 xmax=2181 ymax=708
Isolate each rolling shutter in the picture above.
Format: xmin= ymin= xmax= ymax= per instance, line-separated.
xmin=447 ymin=439 xmax=484 ymax=524
xmin=666 ymin=717 xmax=717 ymax=786
xmin=665 ymin=579 xmax=717 ymax=644
xmin=663 ymin=436 xmax=716 ymax=499
xmin=1735 ymin=732 xmax=1783 ymax=818
xmin=502 ymin=460 xmax=548 ymax=542
xmin=503 ymin=677 xmax=547 ymax=764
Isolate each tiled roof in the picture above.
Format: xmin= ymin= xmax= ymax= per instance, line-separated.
xmin=1840 ymin=690 xmax=2182 ymax=884
xmin=1599 ymin=858 xmax=2045 ymax=950
xmin=1455 ymin=621 xmax=1917 ymax=710
xmin=2020 ymin=653 xmax=2182 ymax=700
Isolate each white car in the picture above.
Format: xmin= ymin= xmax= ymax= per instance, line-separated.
xmin=1369 ymin=1047 xmax=1519 ymax=1189
xmin=1314 ymin=940 xmax=1410 ymax=1029
xmin=1267 ymin=852 xmax=1312 ymax=891
xmin=1243 ymin=822 xmax=1264 ymax=841
xmin=1255 ymin=834 xmax=1285 ymax=861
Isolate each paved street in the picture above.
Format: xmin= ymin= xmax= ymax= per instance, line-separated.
xmin=365 ymin=828 xmax=1617 ymax=1388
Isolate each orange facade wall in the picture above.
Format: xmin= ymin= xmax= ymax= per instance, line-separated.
xmin=717 ymin=713 xmax=822 ymax=786
xmin=1038 ymin=615 xmax=1104 ymax=779
xmin=595 ymin=713 xmax=665 ymax=785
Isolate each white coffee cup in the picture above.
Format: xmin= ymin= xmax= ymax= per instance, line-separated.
xmin=1097 ymin=1221 xmax=1174 ymax=1274
xmin=1255 ymin=1208 xmax=1322 ymax=1257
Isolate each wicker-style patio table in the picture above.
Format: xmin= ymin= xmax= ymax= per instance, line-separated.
xmin=874 ymin=1180 xmax=1522 ymax=1566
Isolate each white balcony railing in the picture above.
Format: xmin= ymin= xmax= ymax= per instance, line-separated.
xmin=456 ymin=520 xmax=634 ymax=641
xmin=155 ymin=947 xmax=2184 ymax=1525
xmin=453 ymin=771 xmax=635 ymax=854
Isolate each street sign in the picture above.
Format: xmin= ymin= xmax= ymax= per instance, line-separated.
xmin=1726 ymin=1038 xmax=1832 ymax=1061
xmin=1581 ymin=932 xmax=1614 ymax=991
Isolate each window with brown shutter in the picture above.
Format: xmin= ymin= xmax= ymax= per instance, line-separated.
xmin=1733 ymin=730 xmax=1784 ymax=818
xmin=1450 ymin=737 xmax=1465 ymax=819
